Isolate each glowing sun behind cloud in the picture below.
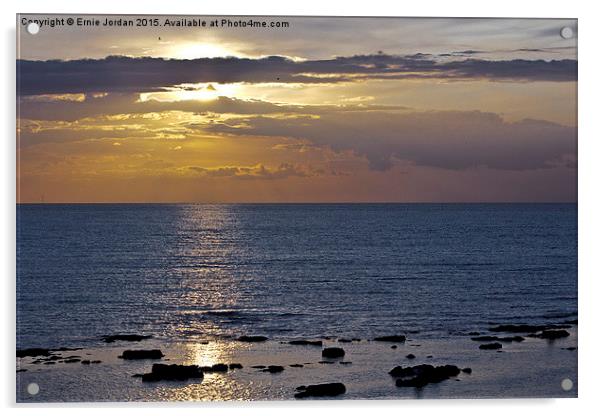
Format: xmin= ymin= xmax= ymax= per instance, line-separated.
xmin=171 ymin=42 xmax=243 ymax=59
xmin=140 ymin=83 xmax=240 ymax=102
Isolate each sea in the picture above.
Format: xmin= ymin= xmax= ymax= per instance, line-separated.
xmin=16 ymin=203 xmax=577 ymax=350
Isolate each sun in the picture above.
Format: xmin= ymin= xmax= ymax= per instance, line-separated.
xmin=139 ymin=83 xmax=240 ymax=102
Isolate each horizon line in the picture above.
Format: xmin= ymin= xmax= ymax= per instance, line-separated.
xmin=16 ymin=201 xmax=578 ymax=205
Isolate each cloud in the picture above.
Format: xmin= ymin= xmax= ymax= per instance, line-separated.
xmin=19 ymin=91 xmax=576 ymax=174
xmin=204 ymin=110 xmax=576 ymax=171
xmin=189 ymin=163 xmax=318 ymax=180
xmin=18 ymin=93 xmax=409 ymax=122
xmin=17 ymin=54 xmax=577 ymax=95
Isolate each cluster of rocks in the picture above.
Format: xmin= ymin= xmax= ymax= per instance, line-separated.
xmin=389 ymin=364 xmax=468 ymax=388
xmin=532 ymin=329 xmax=570 ymax=340
xmin=17 ymin=326 xmax=576 ymax=399
xmin=135 ymin=361 xmax=244 ymax=382
xmin=480 ymin=323 xmax=573 ymax=346
xmin=489 ymin=324 xmax=571 ymax=333
xmin=17 ymin=347 xmax=101 ymax=366
xmin=294 ymin=383 xmax=346 ymax=398
xmin=17 ymin=346 xmax=82 ymax=358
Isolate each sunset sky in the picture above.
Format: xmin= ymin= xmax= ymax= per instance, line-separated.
xmin=17 ymin=16 xmax=577 ymax=202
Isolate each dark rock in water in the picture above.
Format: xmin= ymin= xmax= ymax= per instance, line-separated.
xmin=251 ymin=365 xmax=266 ymax=369
xmin=212 ymin=363 xmax=229 ymax=372
xmin=288 ymin=340 xmax=323 ymax=346
xmin=132 ymin=373 xmax=143 ymax=378
xmin=471 ymin=335 xmax=524 ymax=343
xmin=201 ymin=363 xmax=228 ymax=373
xmin=262 ymin=365 xmax=284 ymax=373
xmin=91 ymin=360 xmax=102 ymax=364
xmin=16 ymin=369 xmax=27 ymax=372
xmin=391 ymin=345 xmax=398 ymax=349
xmin=338 ymin=338 xmax=352 ymax=343
xmin=462 ymin=367 xmax=472 ymax=374
xmin=489 ymin=324 xmax=542 ymax=333
xmin=390 ymin=364 xmax=461 ymax=388
xmin=322 ymin=347 xmax=345 ymax=358
xmin=470 ymin=335 xmax=495 ymax=341
xmin=43 ymin=362 xmax=56 ymax=365
xmin=319 ymin=360 xmax=335 ymax=364
xmin=468 ymin=332 xmax=480 ymax=336
xmin=374 ymin=335 xmax=406 ymax=342
xmin=564 ymin=347 xmax=577 ymax=351
xmin=426 ymin=355 xmax=433 ymax=358
xmin=17 ymin=348 xmax=51 ymax=358
xmin=102 ymin=334 xmax=152 ymax=343
xmin=81 ymin=360 xmax=91 ymax=365
xmin=479 ymin=342 xmax=503 ymax=350
xmin=536 ymin=329 xmax=570 ymax=340
xmin=229 ymin=363 xmax=243 ymax=369
xmin=53 ymin=347 xmax=83 ymax=352
xmin=141 ymin=364 xmax=203 ymax=382
xmin=489 ymin=324 xmax=570 ymax=333
xmin=295 ymin=382 xmax=346 ymax=398
xmin=352 ymin=338 xmax=361 ymax=342
xmin=340 ymin=361 xmax=352 ymax=365
xmin=406 ymin=354 xmax=416 ymax=359
xmin=119 ymin=349 xmax=164 ymax=360
xmin=290 ymin=364 xmax=304 ymax=368
xmin=238 ymin=335 xmax=268 ymax=342
xmin=64 ymin=358 xmax=81 ymax=363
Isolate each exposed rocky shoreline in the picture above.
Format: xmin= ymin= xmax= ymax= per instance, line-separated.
xmin=16 ymin=319 xmax=577 ymax=400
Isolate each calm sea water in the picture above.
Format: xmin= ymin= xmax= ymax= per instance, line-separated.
xmin=16 ymin=204 xmax=577 ymax=349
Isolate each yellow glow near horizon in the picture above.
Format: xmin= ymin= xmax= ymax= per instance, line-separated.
xmin=171 ymin=43 xmax=242 ymax=59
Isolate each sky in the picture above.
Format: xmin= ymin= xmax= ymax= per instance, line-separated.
xmin=17 ymin=16 xmax=577 ymax=202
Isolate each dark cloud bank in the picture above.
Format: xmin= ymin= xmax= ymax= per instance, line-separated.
xmin=203 ymin=111 xmax=577 ymax=172
xmin=18 ymin=54 xmax=577 ymax=95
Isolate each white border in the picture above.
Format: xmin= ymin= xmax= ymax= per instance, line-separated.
xmin=3 ymin=0 xmax=600 ymax=414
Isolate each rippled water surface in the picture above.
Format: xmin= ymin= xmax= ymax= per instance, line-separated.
xmin=17 ymin=204 xmax=577 ymax=349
